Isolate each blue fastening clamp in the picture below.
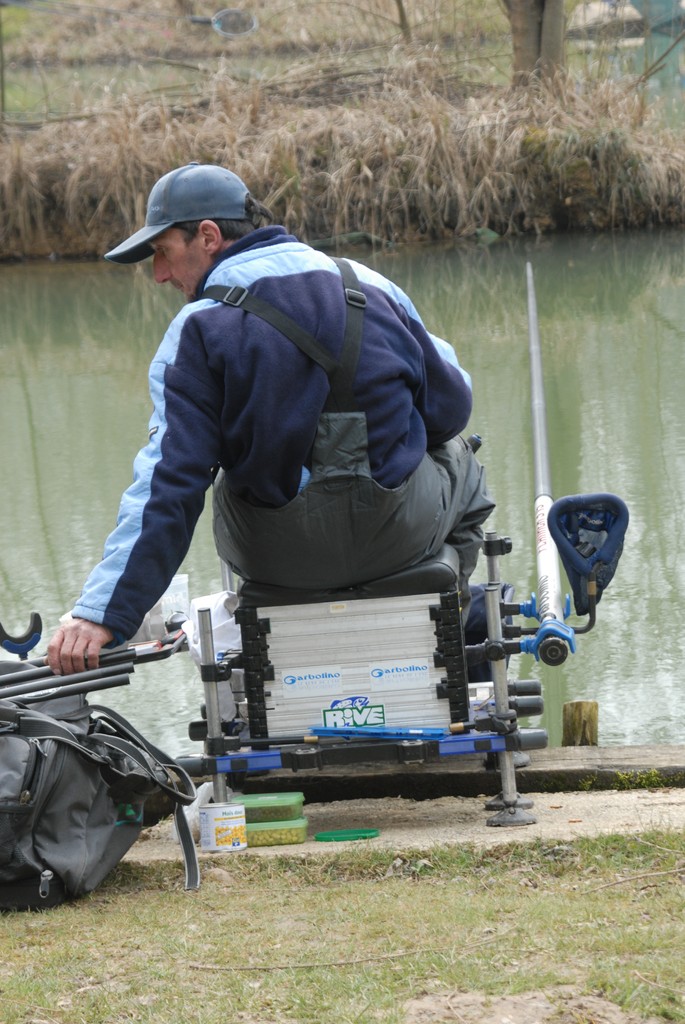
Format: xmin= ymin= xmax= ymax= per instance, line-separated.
xmin=519 ymin=619 xmax=577 ymax=661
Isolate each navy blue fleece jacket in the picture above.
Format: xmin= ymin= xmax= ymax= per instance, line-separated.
xmin=72 ymin=227 xmax=473 ymax=638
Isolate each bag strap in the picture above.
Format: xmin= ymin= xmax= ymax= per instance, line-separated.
xmin=0 ymin=705 xmax=112 ymax=766
xmin=0 ymin=704 xmax=190 ymax=798
xmin=92 ymin=733 xmax=200 ymax=890
xmin=200 ymin=257 xmax=366 ymax=413
xmin=88 ymin=705 xmax=196 ymax=805
xmin=87 ymin=705 xmax=200 ymax=891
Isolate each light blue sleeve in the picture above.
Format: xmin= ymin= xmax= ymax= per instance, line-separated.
xmin=71 ymin=310 xmax=189 ymax=623
xmin=428 ymin=332 xmax=472 ymax=389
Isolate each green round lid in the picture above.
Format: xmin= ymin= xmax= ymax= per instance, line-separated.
xmin=314 ymin=828 xmax=380 ymax=842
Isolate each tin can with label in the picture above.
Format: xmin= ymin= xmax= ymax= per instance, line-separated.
xmin=199 ymin=803 xmax=247 ymax=852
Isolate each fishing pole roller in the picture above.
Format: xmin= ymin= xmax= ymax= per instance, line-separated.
xmin=538 ymin=634 xmax=568 ymax=666
xmin=537 ymin=619 xmax=576 ymax=666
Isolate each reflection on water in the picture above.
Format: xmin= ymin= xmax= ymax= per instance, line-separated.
xmin=1 ymin=232 xmax=684 ymax=751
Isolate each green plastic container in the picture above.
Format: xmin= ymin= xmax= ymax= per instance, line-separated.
xmin=246 ymin=817 xmax=308 ymax=848
xmin=240 ymin=792 xmax=305 ymax=823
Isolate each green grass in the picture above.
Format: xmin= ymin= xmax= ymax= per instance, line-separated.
xmin=2 ymin=832 xmax=684 ymax=1023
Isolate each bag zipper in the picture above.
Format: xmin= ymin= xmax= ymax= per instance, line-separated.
xmin=20 ymin=740 xmax=45 ymax=804
xmin=39 ymin=870 xmax=53 ymax=899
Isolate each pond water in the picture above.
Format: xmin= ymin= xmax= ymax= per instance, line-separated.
xmin=1 ymin=229 xmax=684 ymax=754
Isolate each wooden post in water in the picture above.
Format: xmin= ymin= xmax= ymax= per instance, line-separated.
xmin=562 ymin=700 xmax=599 ymax=746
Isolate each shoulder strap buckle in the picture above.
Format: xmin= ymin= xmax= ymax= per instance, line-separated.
xmin=208 ymin=285 xmax=248 ymax=307
xmin=344 ymin=287 xmax=366 ymax=309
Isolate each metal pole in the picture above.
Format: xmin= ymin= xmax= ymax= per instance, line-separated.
xmin=220 ymin=558 xmax=235 ymax=594
xmin=198 ymin=606 xmax=228 ymax=804
xmin=483 ymin=534 xmax=535 ymax=827
xmin=0 ymin=662 xmax=135 ymax=700
xmin=526 ymin=262 xmax=565 ymax=625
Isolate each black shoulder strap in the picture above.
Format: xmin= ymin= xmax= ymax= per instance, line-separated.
xmin=328 ymin=257 xmax=366 ymax=412
xmin=200 ymin=284 xmax=338 ymax=374
xmin=200 ymin=258 xmax=366 ymax=413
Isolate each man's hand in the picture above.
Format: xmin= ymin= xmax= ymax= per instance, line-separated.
xmin=47 ymin=618 xmax=115 ymax=676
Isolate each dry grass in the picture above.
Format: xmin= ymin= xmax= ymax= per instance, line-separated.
xmin=2 ymin=0 xmax=510 ymax=65
xmin=2 ymin=56 xmax=684 ymax=260
xmin=1 ymin=833 xmax=684 ymax=1024
xmin=0 ymin=1 xmax=683 ymax=257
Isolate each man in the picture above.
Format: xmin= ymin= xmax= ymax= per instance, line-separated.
xmin=47 ymin=163 xmax=494 ymax=675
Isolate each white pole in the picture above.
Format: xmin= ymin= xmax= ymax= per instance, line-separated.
xmin=526 ymin=262 xmax=565 ymax=625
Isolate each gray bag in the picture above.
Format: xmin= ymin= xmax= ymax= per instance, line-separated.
xmin=0 ymin=696 xmax=199 ymax=911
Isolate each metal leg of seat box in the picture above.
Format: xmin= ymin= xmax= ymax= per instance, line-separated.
xmin=198 ymin=607 xmax=229 ymax=804
xmin=482 ymin=533 xmax=536 ymax=827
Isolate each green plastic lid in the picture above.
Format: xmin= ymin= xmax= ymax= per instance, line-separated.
xmin=240 ymin=792 xmax=304 ymax=808
xmin=314 ymin=828 xmax=380 ymax=842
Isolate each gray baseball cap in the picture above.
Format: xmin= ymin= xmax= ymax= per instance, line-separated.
xmin=105 ymin=163 xmax=250 ymax=264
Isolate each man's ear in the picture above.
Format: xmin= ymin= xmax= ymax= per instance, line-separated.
xmin=199 ymin=219 xmax=227 ymax=255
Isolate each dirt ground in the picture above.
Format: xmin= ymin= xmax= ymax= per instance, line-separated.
xmin=130 ymin=786 xmax=685 ymax=862
xmin=403 ymin=986 xmax=665 ymax=1024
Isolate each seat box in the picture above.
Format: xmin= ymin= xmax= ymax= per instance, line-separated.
xmin=239 ymin=593 xmax=469 ymax=737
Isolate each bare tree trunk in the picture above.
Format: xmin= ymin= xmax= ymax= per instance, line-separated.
xmin=174 ymin=0 xmax=194 ymax=17
xmin=393 ymin=0 xmax=412 ymax=43
xmin=502 ymin=0 xmax=565 ymax=84
xmin=0 ymin=8 xmax=5 ymax=124
xmin=539 ymin=0 xmax=565 ymax=76
xmin=504 ymin=0 xmax=542 ymax=84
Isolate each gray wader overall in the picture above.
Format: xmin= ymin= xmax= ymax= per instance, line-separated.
xmin=204 ymin=260 xmax=494 ymax=622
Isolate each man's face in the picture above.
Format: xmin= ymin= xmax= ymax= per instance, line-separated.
xmin=150 ymin=225 xmax=218 ymax=300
